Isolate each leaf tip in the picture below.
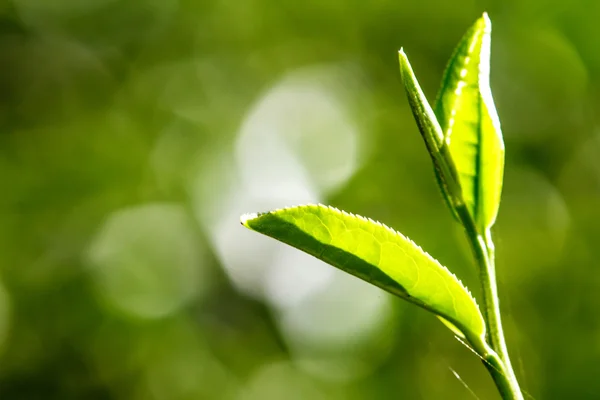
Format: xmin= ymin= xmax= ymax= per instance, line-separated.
xmin=398 ymin=48 xmax=410 ymax=78
xmin=481 ymin=11 xmax=492 ymax=32
xmin=240 ymin=212 xmax=258 ymax=227
xmin=398 ymin=47 xmax=408 ymax=64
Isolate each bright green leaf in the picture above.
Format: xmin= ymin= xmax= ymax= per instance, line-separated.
xmin=398 ymin=49 xmax=464 ymax=221
xmin=434 ymin=13 xmax=504 ymax=232
xmin=398 ymin=48 xmax=444 ymax=155
xmin=241 ymin=204 xmax=486 ymax=346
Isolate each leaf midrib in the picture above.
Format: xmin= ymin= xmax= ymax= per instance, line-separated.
xmin=244 ymin=211 xmax=479 ymax=337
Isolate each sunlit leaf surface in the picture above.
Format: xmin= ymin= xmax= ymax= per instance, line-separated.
xmin=398 ymin=49 xmax=462 ymax=220
xmin=241 ymin=204 xmax=486 ymax=344
xmin=434 ymin=13 xmax=504 ymax=232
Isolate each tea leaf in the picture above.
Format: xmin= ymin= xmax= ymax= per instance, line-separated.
xmin=398 ymin=49 xmax=464 ymax=220
xmin=434 ymin=13 xmax=504 ymax=232
xmin=241 ymin=204 xmax=486 ymax=346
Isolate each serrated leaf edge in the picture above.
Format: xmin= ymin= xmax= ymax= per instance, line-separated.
xmin=241 ymin=203 xmax=482 ymax=318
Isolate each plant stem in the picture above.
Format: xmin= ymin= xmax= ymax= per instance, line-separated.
xmin=478 ymin=234 xmax=523 ymax=400
xmin=483 ymin=233 xmax=520 ymax=380
xmin=481 ymin=346 xmax=521 ymax=400
xmin=455 ymin=205 xmax=523 ymax=400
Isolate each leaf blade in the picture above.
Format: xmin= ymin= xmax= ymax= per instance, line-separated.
xmin=434 ymin=13 xmax=504 ymax=232
xmin=241 ymin=204 xmax=486 ymax=345
xmin=398 ymin=49 xmax=465 ymax=220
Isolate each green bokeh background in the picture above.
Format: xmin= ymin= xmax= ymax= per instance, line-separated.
xmin=0 ymin=0 xmax=598 ymax=399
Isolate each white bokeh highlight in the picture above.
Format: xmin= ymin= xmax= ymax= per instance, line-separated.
xmin=276 ymin=269 xmax=396 ymax=382
xmin=189 ymin=63 xmax=392 ymax=381
xmin=188 ymin=147 xmax=319 ymax=298
xmin=264 ymin=249 xmax=335 ymax=312
xmin=86 ymin=203 xmax=208 ymax=319
xmin=190 ymin=64 xmax=365 ymax=300
xmin=236 ymin=65 xmax=361 ymax=197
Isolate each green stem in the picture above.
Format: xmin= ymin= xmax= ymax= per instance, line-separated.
xmin=481 ymin=346 xmax=521 ymax=400
xmin=480 ymin=231 xmax=522 ymax=399
xmin=455 ymin=205 xmax=523 ymax=400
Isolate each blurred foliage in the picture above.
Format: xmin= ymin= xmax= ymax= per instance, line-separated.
xmin=0 ymin=0 xmax=599 ymax=399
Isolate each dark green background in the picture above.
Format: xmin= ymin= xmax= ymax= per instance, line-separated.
xmin=0 ymin=0 xmax=598 ymax=399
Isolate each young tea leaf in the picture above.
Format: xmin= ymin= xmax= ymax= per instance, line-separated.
xmin=398 ymin=49 xmax=464 ymax=221
xmin=241 ymin=204 xmax=486 ymax=346
xmin=398 ymin=49 xmax=445 ymax=155
xmin=434 ymin=13 xmax=504 ymax=233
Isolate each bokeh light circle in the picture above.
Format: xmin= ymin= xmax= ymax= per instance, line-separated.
xmin=86 ymin=203 xmax=208 ymax=319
